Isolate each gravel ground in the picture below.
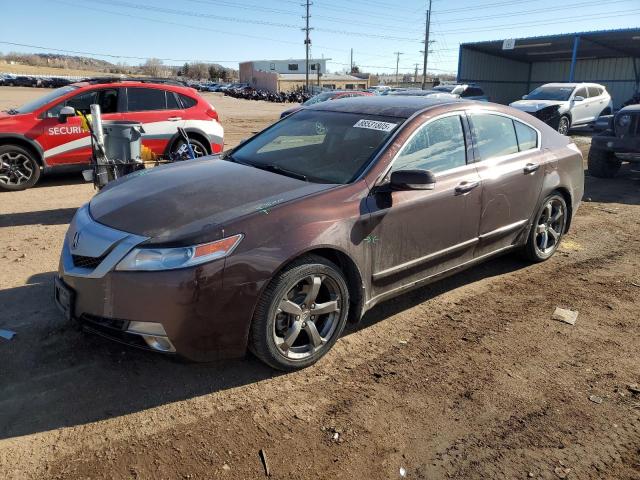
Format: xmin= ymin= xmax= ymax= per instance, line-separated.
xmin=0 ymin=87 xmax=639 ymax=480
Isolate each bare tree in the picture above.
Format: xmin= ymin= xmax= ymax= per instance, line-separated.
xmin=142 ymin=58 xmax=165 ymax=77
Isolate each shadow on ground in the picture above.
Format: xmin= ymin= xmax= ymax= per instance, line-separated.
xmin=0 ymin=253 xmax=527 ymax=440
xmin=584 ymin=164 xmax=640 ymax=206
xmin=0 ymin=207 xmax=78 ymax=227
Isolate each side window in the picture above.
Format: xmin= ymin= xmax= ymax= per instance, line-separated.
xmin=127 ymin=88 xmax=167 ymax=111
xmin=392 ymin=115 xmax=467 ymax=173
xmin=65 ymin=90 xmax=97 ymax=115
xmin=166 ymin=91 xmax=180 ymax=109
xmin=96 ymin=88 xmax=120 ymax=114
xmin=587 ymin=86 xmax=601 ymax=98
xmin=574 ymin=87 xmax=588 ymax=99
xmin=514 ymin=121 xmax=538 ymax=151
xmin=470 ymin=113 xmax=519 ymax=160
xmin=179 ymin=94 xmax=197 ymax=108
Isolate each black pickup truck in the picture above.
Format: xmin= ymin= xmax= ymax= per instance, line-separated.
xmin=589 ymin=104 xmax=640 ymax=178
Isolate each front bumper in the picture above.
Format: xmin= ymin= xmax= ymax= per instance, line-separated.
xmin=56 ymin=206 xmax=257 ymax=361
xmin=591 ymin=134 xmax=640 ymax=161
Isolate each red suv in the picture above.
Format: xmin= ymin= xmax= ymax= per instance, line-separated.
xmin=0 ymin=79 xmax=224 ymax=191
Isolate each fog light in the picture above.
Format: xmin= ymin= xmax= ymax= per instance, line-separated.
xmin=142 ymin=335 xmax=176 ymax=353
xmin=126 ymin=321 xmax=176 ymax=352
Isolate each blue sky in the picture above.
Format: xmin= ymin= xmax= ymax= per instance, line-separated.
xmin=1 ymin=0 xmax=639 ymax=74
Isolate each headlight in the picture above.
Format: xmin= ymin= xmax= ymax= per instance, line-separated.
xmin=618 ymin=114 xmax=631 ymax=127
xmin=116 ymin=234 xmax=243 ymax=271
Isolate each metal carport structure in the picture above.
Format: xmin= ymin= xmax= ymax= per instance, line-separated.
xmin=457 ymin=28 xmax=640 ymax=108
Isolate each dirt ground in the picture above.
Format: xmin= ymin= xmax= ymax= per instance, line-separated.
xmin=0 ymin=86 xmax=639 ymax=480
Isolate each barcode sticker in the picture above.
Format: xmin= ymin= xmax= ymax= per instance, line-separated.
xmin=353 ymin=119 xmax=397 ymax=132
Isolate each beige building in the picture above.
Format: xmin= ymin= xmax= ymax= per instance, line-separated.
xmin=240 ymin=59 xmax=369 ymax=93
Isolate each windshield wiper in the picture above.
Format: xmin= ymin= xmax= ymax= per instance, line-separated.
xmin=253 ymin=164 xmax=308 ymax=182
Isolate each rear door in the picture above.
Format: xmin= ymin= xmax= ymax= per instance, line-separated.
xmin=123 ymin=87 xmax=185 ymax=155
xmin=366 ymin=112 xmax=482 ymax=298
xmin=35 ymin=87 xmax=123 ymax=166
xmin=469 ymin=111 xmax=544 ymax=257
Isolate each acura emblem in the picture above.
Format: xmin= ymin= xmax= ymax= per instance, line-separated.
xmin=72 ymin=231 xmax=81 ymax=249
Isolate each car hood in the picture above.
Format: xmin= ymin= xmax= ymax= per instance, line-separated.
xmin=509 ymin=100 xmax=567 ymax=112
xmin=89 ymin=157 xmax=335 ymax=244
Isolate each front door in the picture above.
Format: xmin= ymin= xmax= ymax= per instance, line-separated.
xmin=468 ymin=111 xmax=545 ymax=257
xmin=571 ymin=86 xmax=591 ymax=125
xmin=35 ymin=88 xmax=123 ymax=166
xmin=366 ymin=113 xmax=482 ymax=300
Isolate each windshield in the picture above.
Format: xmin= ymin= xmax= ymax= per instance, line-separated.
xmin=302 ymin=92 xmax=335 ymax=106
xmin=14 ymin=85 xmax=78 ymax=114
xmin=229 ymin=110 xmax=402 ymax=184
xmin=526 ymin=86 xmax=574 ymax=101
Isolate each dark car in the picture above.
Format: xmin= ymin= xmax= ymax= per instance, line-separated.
xmin=432 ymin=83 xmax=489 ymax=101
xmin=8 ymin=75 xmax=37 ymax=87
xmin=280 ymin=90 xmax=374 ymax=118
xmin=55 ymin=96 xmax=584 ymax=370
xmin=588 ymin=104 xmax=640 ymax=178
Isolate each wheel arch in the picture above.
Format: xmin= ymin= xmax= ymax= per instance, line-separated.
xmin=0 ymin=134 xmax=45 ymax=168
xmin=259 ymin=246 xmax=366 ymax=325
xmin=553 ymin=186 xmax=573 ymax=233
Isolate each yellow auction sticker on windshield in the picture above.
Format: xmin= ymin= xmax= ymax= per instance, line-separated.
xmin=353 ymin=119 xmax=397 ymax=132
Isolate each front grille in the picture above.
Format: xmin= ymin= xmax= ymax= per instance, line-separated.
xmin=72 ymin=253 xmax=107 ymax=269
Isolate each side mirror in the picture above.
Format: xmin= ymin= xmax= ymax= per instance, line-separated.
xmin=390 ymin=169 xmax=436 ymax=190
xmin=573 ymin=96 xmax=584 ymax=102
xmin=58 ymin=106 xmax=76 ymax=124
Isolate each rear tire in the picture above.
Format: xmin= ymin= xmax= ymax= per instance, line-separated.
xmin=523 ymin=193 xmax=568 ymax=263
xmin=0 ymin=144 xmax=41 ymax=191
xmin=588 ymin=146 xmax=621 ymax=178
xmin=170 ymin=137 xmax=208 ymax=161
xmin=249 ymin=255 xmax=350 ymax=371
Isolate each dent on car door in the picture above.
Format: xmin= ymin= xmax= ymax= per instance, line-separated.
xmin=365 ymin=113 xmax=482 ymax=301
xmin=469 ymin=112 xmax=545 ymax=257
xmin=37 ymin=88 xmax=122 ymax=166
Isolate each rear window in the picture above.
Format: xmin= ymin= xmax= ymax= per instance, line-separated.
xmin=127 ymin=88 xmax=167 ymax=111
xmin=179 ymin=94 xmax=197 ymax=108
xmin=463 ymin=87 xmax=484 ymax=97
xmin=470 ymin=113 xmax=519 ymax=160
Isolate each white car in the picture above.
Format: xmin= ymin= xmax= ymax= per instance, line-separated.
xmin=509 ymin=83 xmax=613 ymax=135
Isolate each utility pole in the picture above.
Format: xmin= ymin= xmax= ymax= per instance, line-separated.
xmin=302 ymin=0 xmax=313 ymax=92
xmin=350 ymin=48 xmax=353 ymax=73
xmin=421 ymin=0 xmax=432 ymax=90
xmin=394 ymin=51 xmax=403 ymax=87
xmin=414 ymin=63 xmax=419 ymax=84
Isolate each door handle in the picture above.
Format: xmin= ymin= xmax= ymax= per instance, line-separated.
xmin=168 ymin=116 xmax=182 ymax=121
xmin=524 ymin=163 xmax=540 ymax=174
xmin=454 ymin=181 xmax=480 ymax=195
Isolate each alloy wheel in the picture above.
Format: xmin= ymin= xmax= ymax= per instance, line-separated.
xmin=0 ymin=151 xmax=34 ymax=186
xmin=272 ymin=274 xmax=341 ymax=361
xmin=534 ymin=198 xmax=565 ymax=257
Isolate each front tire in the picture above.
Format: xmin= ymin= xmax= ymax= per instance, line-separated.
xmin=0 ymin=145 xmax=41 ymax=191
xmin=523 ymin=193 xmax=568 ymax=262
xmin=557 ymin=115 xmax=571 ymax=135
xmin=588 ymin=146 xmax=621 ymax=178
xmin=249 ymin=255 xmax=350 ymax=371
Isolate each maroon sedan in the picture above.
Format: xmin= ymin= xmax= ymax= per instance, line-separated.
xmin=55 ymin=96 xmax=584 ymax=370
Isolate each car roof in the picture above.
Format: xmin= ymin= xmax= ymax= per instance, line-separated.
xmin=541 ymin=82 xmax=604 ymax=88
xmin=307 ymin=95 xmax=467 ymax=118
xmin=71 ymin=79 xmax=194 ymax=93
